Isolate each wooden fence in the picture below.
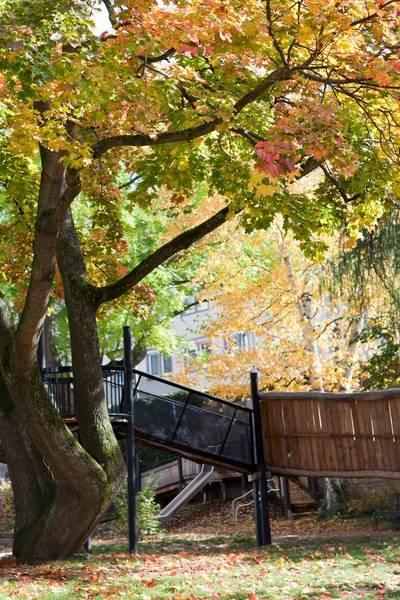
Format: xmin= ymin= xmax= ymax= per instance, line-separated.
xmin=260 ymin=390 xmax=400 ymax=479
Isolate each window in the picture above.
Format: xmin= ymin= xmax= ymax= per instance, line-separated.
xmin=231 ymin=332 xmax=254 ymax=351
xmin=147 ymin=352 xmax=173 ymax=375
xmin=163 ymin=355 xmax=173 ymax=373
xmin=149 ymin=352 xmax=160 ymax=376
xmin=185 ymin=338 xmax=210 ymax=362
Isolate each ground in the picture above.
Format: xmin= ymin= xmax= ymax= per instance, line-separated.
xmin=1 ymin=497 xmax=398 ymax=600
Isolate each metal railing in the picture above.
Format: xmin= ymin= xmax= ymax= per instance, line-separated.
xmin=43 ymin=366 xmax=255 ymax=470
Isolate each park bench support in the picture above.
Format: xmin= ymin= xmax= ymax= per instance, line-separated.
xmin=250 ymin=370 xmax=271 ymax=547
xmin=124 ymin=326 xmax=138 ymax=554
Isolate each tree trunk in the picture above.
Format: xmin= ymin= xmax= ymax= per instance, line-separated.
xmin=44 ymin=314 xmax=61 ymax=367
xmin=58 ymin=209 xmax=126 ymax=495
xmin=0 ymin=147 xmax=118 ymax=562
xmin=275 ymin=227 xmax=324 ymax=391
xmin=341 ymin=314 xmax=365 ymax=392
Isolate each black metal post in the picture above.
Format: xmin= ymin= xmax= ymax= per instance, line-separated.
xmin=124 ymin=326 xmax=137 ymax=554
xmin=250 ymin=370 xmax=271 ymax=546
xmin=252 ymin=479 xmax=262 ymax=547
xmin=37 ymin=330 xmax=45 ymax=380
xmin=178 ymin=456 xmax=184 ymax=492
xmin=282 ymin=476 xmax=292 ymax=520
xmin=136 ymin=452 xmax=142 ymax=493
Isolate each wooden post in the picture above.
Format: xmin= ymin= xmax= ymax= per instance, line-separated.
xmin=250 ymin=370 xmax=271 ymax=546
xmin=124 ymin=326 xmax=137 ymax=554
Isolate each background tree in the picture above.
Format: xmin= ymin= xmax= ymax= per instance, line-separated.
xmin=174 ymin=213 xmax=378 ymax=399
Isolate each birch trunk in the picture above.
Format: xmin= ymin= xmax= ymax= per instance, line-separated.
xmin=275 ymin=228 xmax=324 ymax=391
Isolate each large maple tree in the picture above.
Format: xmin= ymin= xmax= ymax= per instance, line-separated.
xmin=0 ymin=0 xmax=400 ymax=562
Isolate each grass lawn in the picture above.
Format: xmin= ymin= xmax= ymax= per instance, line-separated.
xmin=0 ymin=534 xmax=398 ymax=599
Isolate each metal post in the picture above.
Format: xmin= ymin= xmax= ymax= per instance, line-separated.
xmin=136 ymin=452 xmax=142 ymax=493
xmin=252 ymin=479 xmax=262 ymax=547
xmin=37 ymin=330 xmax=45 ymax=379
xmin=84 ymin=537 xmax=92 ymax=553
xmin=282 ymin=476 xmax=292 ymax=520
xmin=250 ymin=370 xmax=271 ymax=546
xmin=178 ymin=456 xmax=184 ymax=492
xmin=124 ymin=326 xmax=137 ymax=554
xmin=312 ymin=477 xmax=320 ymax=509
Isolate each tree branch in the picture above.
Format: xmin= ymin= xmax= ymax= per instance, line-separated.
xmin=266 ymin=0 xmax=288 ymax=66
xmin=92 ymin=119 xmax=222 ymax=158
xmin=92 ymin=67 xmax=292 ymax=157
xmin=350 ymin=0 xmax=400 ymax=27
xmin=95 ymin=205 xmax=235 ymax=305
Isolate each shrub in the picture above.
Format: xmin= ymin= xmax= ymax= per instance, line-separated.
xmin=347 ymin=491 xmax=392 ymax=518
xmin=114 ymin=477 xmax=160 ymax=538
xmin=0 ymin=480 xmax=14 ymax=531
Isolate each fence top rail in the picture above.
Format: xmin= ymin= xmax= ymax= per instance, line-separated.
xmin=43 ymin=365 xmax=254 ymax=414
xmin=260 ymin=389 xmax=400 ymax=403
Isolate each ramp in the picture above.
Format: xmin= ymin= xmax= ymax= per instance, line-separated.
xmin=45 ymin=366 xmax=256 ymax=474
xmin=157 ymin=464 xmax=215 ymax=524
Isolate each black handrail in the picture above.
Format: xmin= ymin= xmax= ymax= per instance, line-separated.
xmin=131 ymin=368 xmax=254 ymax=413
xmin=43 ymin=365 xmax=254 ymax=415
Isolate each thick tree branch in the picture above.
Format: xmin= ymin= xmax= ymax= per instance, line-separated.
xmin=92 ymin=120 xmax=222 ymax=157
xmin=12 ymin=154 xmax=80 ymax=375
xmin=92 ymin=67 xmax=292 ymax=157
xmin=95 ymin=205 xmax=234 ymax=305
xmin=51 ymin=169 xmax=81 ymax=223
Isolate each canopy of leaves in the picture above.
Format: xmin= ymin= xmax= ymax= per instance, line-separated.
xmin=1 ymin=0 xmax=400 ymax=292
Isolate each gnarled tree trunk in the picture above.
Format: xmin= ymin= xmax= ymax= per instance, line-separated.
xmin=0 ymin=145 xmax=125 ymax=562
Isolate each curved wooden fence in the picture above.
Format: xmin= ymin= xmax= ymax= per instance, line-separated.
xmin=260 ymin=390 xmax=400 ymax=479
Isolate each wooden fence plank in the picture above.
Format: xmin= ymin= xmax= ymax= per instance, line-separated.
xmin=260 ymin=392 xmax=400 ymax=477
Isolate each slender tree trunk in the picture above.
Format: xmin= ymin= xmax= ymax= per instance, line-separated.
xmin=341 ymin=314 xmax=365 ymax=392
xmin=275 ymin=228 xmax=324 ymax=391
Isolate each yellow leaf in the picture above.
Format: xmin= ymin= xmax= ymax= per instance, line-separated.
xmin=298 ymin=25 xmax=314 ymax=44
xmin=255 ymin=184 xmax=279 ymax=198
xmin=248 ymin=170 xmax=265 ymax=189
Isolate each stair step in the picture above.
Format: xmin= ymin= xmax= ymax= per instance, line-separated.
xmin=291 ymin=502 xmax=317 ymax=514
